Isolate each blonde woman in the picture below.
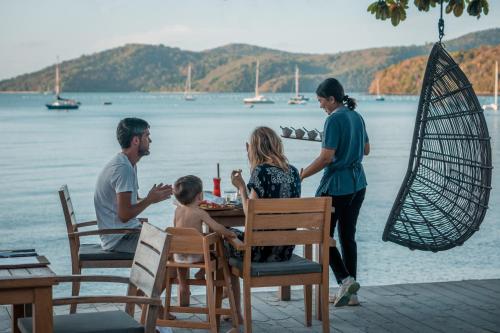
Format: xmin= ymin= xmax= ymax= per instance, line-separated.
xmin=227 ymin=126 xmax=301 ymax=262
xmin=224 ymin=126 xmax=301 ymax=322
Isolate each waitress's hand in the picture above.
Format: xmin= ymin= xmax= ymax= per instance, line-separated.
xmin=231 ymin=169 xmax=245 ymax=189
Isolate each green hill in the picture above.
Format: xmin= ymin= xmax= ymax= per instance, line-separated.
xmin=1 ymin=28 xmax=499 ymax=93
xmin=369 ymin=44 xmax=500 ymax=95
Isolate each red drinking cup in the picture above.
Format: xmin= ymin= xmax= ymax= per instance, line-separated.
xmin=213 ymin=177 xmax=221 ymax=197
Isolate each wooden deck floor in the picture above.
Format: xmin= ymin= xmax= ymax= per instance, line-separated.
xmin=1 ymin=279 xmax=499 ymax=332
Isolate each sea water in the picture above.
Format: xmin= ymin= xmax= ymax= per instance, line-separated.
xmin=0 ymin=92 xmax=498 ymax=296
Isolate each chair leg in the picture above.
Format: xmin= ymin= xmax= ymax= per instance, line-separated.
xmin=304 ymin=284 xmax=312 ymax=327
xmin=205 ymin=263 xmax=218 ymax=333
xmin=222 ymin=266 xmax=239 ymax=328
xmin=217 ymin=240 xmax=239 ymax=328
xmin=70 ymin=268 xmax=81 ymax=314
xmin=125 ymin=284 xmax=137 ymax=315
xmin=178 ymin=268 xmax=190 ymax=307
xmin=243 ymin=281 xmax=252 ymax=333
xmin=164 ymin=270 xmax=173 ymax=320
xmin=215 ymin=270 xmax=223 ymax=331
xmin=320 ymin=283 xmax=330 ymax=333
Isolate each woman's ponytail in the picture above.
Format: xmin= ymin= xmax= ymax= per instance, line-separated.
xmin=342 ymin=94 xmax=357 ymax=110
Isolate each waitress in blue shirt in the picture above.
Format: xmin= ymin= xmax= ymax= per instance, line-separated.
xmin=301 ymin=78 xmax=370 ymax=307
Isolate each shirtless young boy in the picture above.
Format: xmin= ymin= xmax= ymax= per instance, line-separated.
xmin=172 ymin=175 xmax=236 ymax=299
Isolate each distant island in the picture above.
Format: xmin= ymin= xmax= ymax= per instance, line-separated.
xmin=0 ymin=28 xmax=499 ymax=94
xmin=369 ymin=44 xmax=500 ymax=95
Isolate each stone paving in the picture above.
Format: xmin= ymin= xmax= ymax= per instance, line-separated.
xmin=1 ymin=279 xmax=500 ymax=332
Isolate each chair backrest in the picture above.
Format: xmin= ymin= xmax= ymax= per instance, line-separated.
xmin=58 ymin=185 xmax=81 ymax=267
xmin=129 ymin=222 xmax=170 ymax=298
xmin=243 ymin=197 xmax=332 ymax=255
xmin=58 ymin=184 xmax=78 ymax=234
xmin=165 ymin=227 xmax=205 ymax=255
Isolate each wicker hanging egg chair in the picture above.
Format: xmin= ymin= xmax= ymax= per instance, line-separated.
xmin=382 ymin=41 xmax=493 ymax=252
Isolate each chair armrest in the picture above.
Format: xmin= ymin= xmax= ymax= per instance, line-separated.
xmin=53 ymin=296 xmax=162 ymax=306
xmin=69 ymin=228 xmax=141 ymax=237
xmin=74 ymin=220 xmax=98 ymax=229
xmin=138 ymin=217 xmax=148 ymax=224
xmin=55 ymin=275 xmax=130 ymax=284
xmin=227 ymin=237 xmax=245 ymax=251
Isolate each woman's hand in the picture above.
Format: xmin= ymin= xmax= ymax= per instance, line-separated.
xmin=231 ymin=169 xmax=245 ymax=189
xmin=300 ymin=168 xmax=305 ymax=182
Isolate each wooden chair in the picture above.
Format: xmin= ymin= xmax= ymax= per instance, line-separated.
xmin=227 ymin=197 xmax=332 ymax=333
xmin=17 ymin=222 xmax=170 ymax=333
xmin=156 ymin=227 xmax=239 ymax=332
xmin=58 ymin=184 xmax=143 ymax=313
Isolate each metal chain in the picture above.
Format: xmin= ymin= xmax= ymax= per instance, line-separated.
xmin=438 ymin=0 xmax=445 ymax=43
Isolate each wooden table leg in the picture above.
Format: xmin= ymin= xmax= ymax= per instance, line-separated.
xmin=279 ymin=286 xmax=291 ymax=301
xmin=11 ymin=304 xmax=24 ymax=333
xmin=33 ymin=287 xmax=52 ymax=333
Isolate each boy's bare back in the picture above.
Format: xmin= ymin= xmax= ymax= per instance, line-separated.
xmin=174 ymin=205 xmax=205 ymax=232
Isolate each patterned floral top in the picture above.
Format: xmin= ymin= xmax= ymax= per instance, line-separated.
xmin=225 ymin=163 xmax=301 ymax=262
xmin=247 ymin=164 xmax=301 ymax=200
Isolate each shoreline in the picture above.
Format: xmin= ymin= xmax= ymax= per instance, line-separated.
xmin=0 ymin=90 xmax=497 ymax=96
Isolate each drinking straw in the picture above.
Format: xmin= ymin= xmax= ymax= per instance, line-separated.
xmin=217 ymin=163 xmax=220 ymax=179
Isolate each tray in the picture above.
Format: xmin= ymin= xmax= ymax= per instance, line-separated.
xmin=281 ymin=135 xmax=321 ymax=142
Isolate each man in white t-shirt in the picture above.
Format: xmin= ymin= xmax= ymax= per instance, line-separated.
xmin=94 ymin=118 xmax=172 ymax=253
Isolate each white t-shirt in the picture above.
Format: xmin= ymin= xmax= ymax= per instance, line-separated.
xmin=94 ymin=153 xmax=141 ymax=250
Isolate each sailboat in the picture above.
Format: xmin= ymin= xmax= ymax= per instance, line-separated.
xmin=46 ymin=59 xmax=79 ymax=110
xmin=243 ymin=60 xmax=274 ymax=104
xmin=483 ymin=61 xmax=498 ymax=111
xmin=288 ymin=66 xmax=308 ymax=105
xmin=375 ymin=78 xmax=385 ymax=101
xmin=184 ymin=64 xmax=196 ymax=101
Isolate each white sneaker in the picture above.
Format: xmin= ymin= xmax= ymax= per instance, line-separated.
xmin=333 ymin=277 xmax=360 ymax=307
xmin=348 ymin=293 xmax=360 ymax=306
xmin=329 ymin=293 xmax=360 ymax=306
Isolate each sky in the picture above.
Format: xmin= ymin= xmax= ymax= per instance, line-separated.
xmin=1 ymin=0 xmax=499 ymax=80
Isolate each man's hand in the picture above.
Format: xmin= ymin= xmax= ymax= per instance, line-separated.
xmin=146 ymin=183 xmax=173 ymax=204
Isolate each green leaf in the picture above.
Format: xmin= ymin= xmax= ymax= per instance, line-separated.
xmin=454 ymin=3 xmax=464 ymax=16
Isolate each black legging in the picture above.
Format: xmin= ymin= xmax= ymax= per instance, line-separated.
xmin=323 ymin=188 xmax=366 ymax=284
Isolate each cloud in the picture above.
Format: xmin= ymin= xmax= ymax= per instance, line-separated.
xmin=105 ymin=25 xmax=193 ymax=47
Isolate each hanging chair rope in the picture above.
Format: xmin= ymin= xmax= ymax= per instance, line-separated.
xmin=382 ymin=7 xmax=492 ymax=251
xmin=438 ymin=0 xmax=445 ymax=43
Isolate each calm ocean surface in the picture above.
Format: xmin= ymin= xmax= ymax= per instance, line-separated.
xmin=0 ymin=92 xmax=498 ymax=296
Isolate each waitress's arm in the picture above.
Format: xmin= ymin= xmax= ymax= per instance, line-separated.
xmin=364 ymin=142 xmax=370 ymax=156
xmin=300 ymin=148 xmax=336 ymax=181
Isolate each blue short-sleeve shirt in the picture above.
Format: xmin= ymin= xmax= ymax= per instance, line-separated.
xmin=316 ymin=106 xmax=369 ymax=196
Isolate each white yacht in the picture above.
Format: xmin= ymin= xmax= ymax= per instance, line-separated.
xmin=375 ymin=78 xmax=385 ymax=101
xmin=184 ymin=64 xmax=196 ymax=101
xmin=243 ymin=60 xmax=274 ymax=104
xmin=288 ymin=66 xmax=308 ymax=105
xmin=483 ymin=61 xmax=498 ymax=111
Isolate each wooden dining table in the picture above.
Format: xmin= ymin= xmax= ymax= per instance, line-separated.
xmin=0 ymin=255 xmax=56 ymax=333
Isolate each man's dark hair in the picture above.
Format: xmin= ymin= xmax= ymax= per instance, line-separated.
xmin=174 ymin=175 xmax=203 ymax=205
xmin=116 ymin=118 xmax=150 ymax=149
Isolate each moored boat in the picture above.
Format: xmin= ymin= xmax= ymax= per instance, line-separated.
xmin=243 ymin=60 xmax=274 ymax=104
xmin=46 ymin=59 xmax=79 ymax=110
